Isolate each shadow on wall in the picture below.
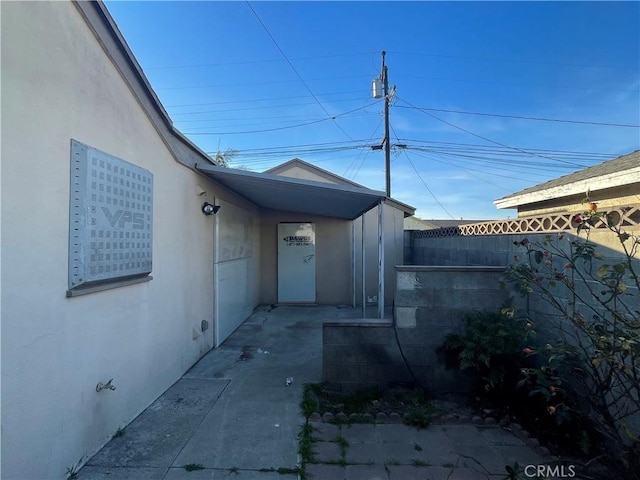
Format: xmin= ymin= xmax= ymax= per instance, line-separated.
xmin=323 ymin=266 xmax=509 ymax=395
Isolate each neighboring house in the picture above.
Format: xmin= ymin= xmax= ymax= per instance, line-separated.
xmin=1 ymin=2 xmax=413 ymax=479
xmin=265 ymin=159 xmax=415 ymax=306
xmin=494 ymin=150 xmax=640 ymax=217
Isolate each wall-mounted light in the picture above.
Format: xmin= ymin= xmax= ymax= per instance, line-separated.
xmin=202 ymin=202 xmax=220 ymax=215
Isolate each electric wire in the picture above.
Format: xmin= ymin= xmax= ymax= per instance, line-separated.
xmin=402 ymin=150 xmax=456 ymax=220
xmin=145 ymin=51 xmax=378 ymax=70
xmin=165 ymin=90 xmax=369 ymax=108
xmin=390 ymin=50 xmax=637 ymax=71
xmin=388 ymin=124 xmax=456 ymax=219
xmin=396 ymin=96 xmax=590 ymax=168
xmin=183 ymin=102 xmax=379 ymax=135
xmin=396 ymin=105 xmax=640 ymax=128
xmin=245 ymin=1 xmax=355 ymax=140
xmin=155 ymin=74 xmax=371 ymax=91
xmin=344 ymin=117 xmax=383 ymax=180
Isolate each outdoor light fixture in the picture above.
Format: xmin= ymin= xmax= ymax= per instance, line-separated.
xmin=202 ymin=202 xmax=220 ymax=215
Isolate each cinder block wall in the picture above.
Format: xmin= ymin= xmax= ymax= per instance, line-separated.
xmin=322 ymin=319 xmax=413 ymax=391
xmin=322 ymin=266 xmax=509 ymax=394
xmin=411 ymin=232 xmax=640 ymax=438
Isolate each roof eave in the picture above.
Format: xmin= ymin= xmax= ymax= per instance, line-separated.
xmin=494 ymin=166 xmax=640 ymax=209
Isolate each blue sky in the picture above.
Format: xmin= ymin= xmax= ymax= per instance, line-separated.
xmin=104 ymin=1 xmax=639 ymax=220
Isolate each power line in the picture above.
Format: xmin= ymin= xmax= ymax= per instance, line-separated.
xmin=245 ymin=1 xmax=354 ymax=141
xmin=402 ymin=150 xmax=456 ymax=220
xmin=165 ymin=90 xmax=368 ymax=108
xmin=170 ymin=96 xmax=375 ymax=116
xmin=388 ymin=123 xmax=455 ymax=219
xmin=183 ymin=102 xmax=378 ymax=135
xmin=396 ymin=96 xmax=590 ymax=169
xmin=144 ymin=51 xmax=378 ymax=70
xmin=396 ymin=105 xmax=640 ymax=128
xmin=391 ymin=50 xmax=638 ymax=71
xmin=409 ymin=150 xmax=531 ymax=188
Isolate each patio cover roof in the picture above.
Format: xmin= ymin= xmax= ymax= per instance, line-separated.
xmin=196 ymin=164 xmax=387 ymax=220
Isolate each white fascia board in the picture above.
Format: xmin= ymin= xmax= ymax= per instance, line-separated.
xmin=494 ymin=166 xmax=640 ymax=210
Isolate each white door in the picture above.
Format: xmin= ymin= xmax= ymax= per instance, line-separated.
xmin=278 ymin=223 xmax=316 ymax=303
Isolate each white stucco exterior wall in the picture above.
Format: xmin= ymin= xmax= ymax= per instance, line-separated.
xmin=1 ymin=2 xmax=259 ymax=478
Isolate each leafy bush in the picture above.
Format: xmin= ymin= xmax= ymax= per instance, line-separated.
xmin=502 ymin=202 xmax=640 ymax=477
xmin=442 ymin=310 xmax=531 ymax=392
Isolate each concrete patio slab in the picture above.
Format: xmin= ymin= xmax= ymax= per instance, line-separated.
xmin=312 ymin=441 xmax=343 ymax=463
xmin=305 ymin=463 xmax=346 ymax=480
xmin=76 ymin=466 xmax=166 ymax=480
xmin=162 ymin=467 xmax=297 ymax=480
xmin=344 ymin=464 xmax=389 ymax=480
xmin=85 ymin=378 xmax=229 ymax=468
xmin=77 ymin=305 xmax=552 ymax=480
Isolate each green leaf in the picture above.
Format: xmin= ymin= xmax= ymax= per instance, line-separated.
xmin=534 ymin=250 xmax=543 ymax=264
xmin=613 ymin=263 xmax=626 ymax=274
xmin=597 ymin=265 xmax=609 ymax=278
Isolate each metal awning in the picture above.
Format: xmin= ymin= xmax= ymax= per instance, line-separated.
xmin=196 ymin=164 xmax=386 ymax=220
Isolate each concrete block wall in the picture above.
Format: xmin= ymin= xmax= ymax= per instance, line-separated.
xmin=322 ymin=266 xmax=509 ymax=395
xmin=394 ymin=266 xmax=509 ymax=395
xmin=322 ymin=319 xmax=413 ymax=391
xmin=410 ymin=231 xmax=640 ymax=437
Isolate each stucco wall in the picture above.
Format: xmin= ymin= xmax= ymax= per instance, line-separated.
xmin=269 ymin=164 xmax=340 ymax=184
xmin=259 ymin=204 xmax=405 ymax=307
xmin=259 ymin=212 xmax=352 ymax=305
xmin=1 ymin=2 xmax=258 ymax=478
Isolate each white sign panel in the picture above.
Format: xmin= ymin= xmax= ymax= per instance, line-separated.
xmin=68 ymin=139 xmax=153 ymax=290
xmin=278 ymin=223 xmax=316 ymax=303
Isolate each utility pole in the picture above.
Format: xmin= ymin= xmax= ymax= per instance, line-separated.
xmin=372 ymin=51 xmax=394 ymax=197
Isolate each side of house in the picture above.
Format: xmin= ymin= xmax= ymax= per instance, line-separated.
xmin=1 ymin=2 xmax=260 ymax=478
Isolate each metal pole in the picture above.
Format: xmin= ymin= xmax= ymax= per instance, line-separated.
xmin=352 ymin=220 xmax=356 ymax=309
xmin=377 ymin=200 xmax=385 ymax=319
xmin=382 ymin=51 xmax=391 ymax=198
xmin=361 ymin=214 xmax=366 ymax=318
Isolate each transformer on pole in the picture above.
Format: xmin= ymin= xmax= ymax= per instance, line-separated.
xmin=372 ymin=51 xmax=394 ymax=198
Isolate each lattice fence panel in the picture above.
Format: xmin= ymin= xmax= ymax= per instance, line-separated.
xmin=413 ymin=204 xmax=640 ymax=239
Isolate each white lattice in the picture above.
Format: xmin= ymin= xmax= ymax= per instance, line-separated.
xmin=414 ymin=204 xmax=640 ymax=239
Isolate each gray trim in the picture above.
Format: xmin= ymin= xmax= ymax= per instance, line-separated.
xmin=66 ymin=275 xmax=152 ymax=297
xmin=196 ymin=164 xmax=387 ymax=220
xmin=395 ymin=265 xmax=506 ymax=273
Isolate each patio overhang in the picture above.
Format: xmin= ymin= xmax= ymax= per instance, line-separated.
xmin=196 ymin=164 xmax=387 ymax=220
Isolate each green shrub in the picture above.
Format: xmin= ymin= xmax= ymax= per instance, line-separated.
xmin=442 ymin=310 xmax=530 ymax=391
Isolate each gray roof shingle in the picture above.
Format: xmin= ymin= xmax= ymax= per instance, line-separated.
xmin=498 ymin=150 xmax=639 ymax=201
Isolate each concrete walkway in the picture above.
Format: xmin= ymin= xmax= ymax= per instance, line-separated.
xmin=77 ymin=305 xmax=548 ymax=480
xmin=306 ymin=422 xmax=546 ymax=480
